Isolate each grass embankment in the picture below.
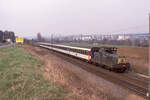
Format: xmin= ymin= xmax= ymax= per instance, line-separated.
xmin=0 ymin=46 xmax=67 ymax=100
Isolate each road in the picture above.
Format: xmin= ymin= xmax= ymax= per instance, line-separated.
xmin=0 ymin=43 xmax=15 ymax=49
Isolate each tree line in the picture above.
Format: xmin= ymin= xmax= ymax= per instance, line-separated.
xmin=29 ymin=33 xmax=149 ymax=47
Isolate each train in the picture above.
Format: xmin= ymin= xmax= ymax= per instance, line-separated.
xmin=38 ymin=42 xmax=130 ymax=72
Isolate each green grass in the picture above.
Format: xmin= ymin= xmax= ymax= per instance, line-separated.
xmin=0 ymin=46 xmax=67 ymax=100
xmin=61 ymin=42 xmax=137 ymax=48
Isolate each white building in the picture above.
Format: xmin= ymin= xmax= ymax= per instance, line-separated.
xmin=118 ymin=35 xmax=130 ymax=40
xmin=73 ymin=35 xmax=92 ymax=41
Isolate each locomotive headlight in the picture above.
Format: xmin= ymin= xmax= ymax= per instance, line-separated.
xmin=118 ymin=57 xmax=126 ymax=64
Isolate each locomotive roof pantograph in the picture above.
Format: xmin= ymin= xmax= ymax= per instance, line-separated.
xmin=91 ymin=47 xmax=117 ymax=54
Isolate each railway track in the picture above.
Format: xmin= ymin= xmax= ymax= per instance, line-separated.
xmin=39 ymin=44 xmax=149 ymax=99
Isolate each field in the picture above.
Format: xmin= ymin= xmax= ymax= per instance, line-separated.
xmin=118 ymin=47 xmax=148 ymax=75
xmin=61 ymin=42 xmax=149 ymax=75
xmin=61 ymin=42 xmax=138 ymax=48
xmin=0 ymin=46 xmax=67 ymax=100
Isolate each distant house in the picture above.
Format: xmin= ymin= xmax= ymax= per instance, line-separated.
xmin=73 ymin=35 xmax=92 ymax=41
xmin=0 ymin=30 xmax=16 ymax=43
xmin=0 ymin=31 xmax=4 ymax=42
xmin=81 ymin=35 xmax=92 ymax=41
xmin=118 ymin=35 xmax=130 ymax=40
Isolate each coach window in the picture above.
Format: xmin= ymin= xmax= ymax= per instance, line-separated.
xmin=65 ymin=48 xmax=67 ymax=50
xmin=85 ymin=50 xmax=86 ymax=54
xmin=80 ymin=50 xmax=83 ymax=54
xmin=82 ymin=50 xmax=84 ymax=54
xmin=72 ymin=49 xmax=74 ymax=52
xmin=73 ymin=49 xmax=75 ymax=52
xmin=78 ymin=50 xmax=80 ymax=53
xmin=84 ymin=50 xmax=86 ymax=54
xmin=80 ymin=50 xmax=82 ymax=53
xmin=85 ymin=50 xmax=87 ymax=55
xmin=77 ymin=50 xmax=79 ymax=53
xmin=80 ymin=50 xmax=82 ymax=54
xmin=74 ymin=49 xmax=76 ymax=52
xmin=86 ymin=51 xmax=88 ymax=55
xmin=84 ymin=51 xmax=86 ymax=55
xmin=83 ymin=50 xmax=85 ymax=54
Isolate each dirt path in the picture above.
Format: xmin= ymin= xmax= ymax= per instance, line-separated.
xmin=22 ymin=45 xmax=145 ymax=100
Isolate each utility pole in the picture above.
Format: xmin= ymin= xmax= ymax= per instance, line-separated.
xmin=148 ymin=13 xmax=150 ymax=39
xmin=81 ymin=34 xmax=82 ymax=42
xmin=148 ymin=13 xmax=150 ymax=98
xmin=51 ymin=33 xmax=53 ymax=44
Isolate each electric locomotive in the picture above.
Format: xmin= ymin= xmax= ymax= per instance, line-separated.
xmin=90 ymin=47 xmax=130 ymax=72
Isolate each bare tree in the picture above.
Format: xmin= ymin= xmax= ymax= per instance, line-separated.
xmin=37 ymin=33 xmax=43 ymax=42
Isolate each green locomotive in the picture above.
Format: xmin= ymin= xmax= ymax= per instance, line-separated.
xmin=90 ymin=47 xmax=130 ymax=72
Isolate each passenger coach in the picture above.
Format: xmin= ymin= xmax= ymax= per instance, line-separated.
xmin=39 ymin=42 xmax=91 ymax=60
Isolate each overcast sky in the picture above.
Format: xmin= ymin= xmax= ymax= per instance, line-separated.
xmin=0 ymin=0 xmax=150 ymax=38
